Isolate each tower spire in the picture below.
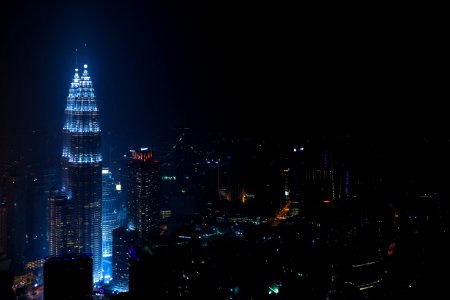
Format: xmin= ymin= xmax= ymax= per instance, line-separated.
xmin=75 ymin=48 xmax=78 ymax=70
xmin=83 ymin=42 xmax=89 ymax=67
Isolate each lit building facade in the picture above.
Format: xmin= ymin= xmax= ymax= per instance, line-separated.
xmin=61 ymin=64 xmax=102 ymax=282
xmin=102 ymin=167 xmax=120 ymax=282
xmin=127 ymin=148 xmax=160 ymax=236
xmin=48 ymin=190 xmax=67 ymax=256
xmin=112 ymin=226 xmax=138 ymax=293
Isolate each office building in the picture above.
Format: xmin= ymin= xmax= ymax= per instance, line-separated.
xmin=127 ymin=148 xmax=160 ymax=236
xmin=112 ymin=226 xmax=138 ymax=293
xmin=48 ymin=190 xmax=68 ymax=256
xmin=60 ymin=64 xmax=102 ymax=282
xmin=102 ymin=167 xmax=120 ymax=282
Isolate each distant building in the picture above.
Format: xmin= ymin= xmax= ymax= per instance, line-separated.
xmin=2 ymin=160 xmax=56 ymax=273
xmin=43 ymin=253 xmax=93 ymax=300
xmin=112 ymin=226 xmax=138 ymax=293
xmin=3 ymin=173 xmax=28 ymax=273
xmin=102 ymin=167 xmax=120 ymax=282
xmin=127 ymin=148 xmax=160 ymax=236
xmin=159 ymin=128 xmax=218 ymax=224
xmin=304 ymin=169 xmax=334 ymax=202
xmin=48 ymin=190 xmax=68 ymax=256
xmin=288 ymin=146 xmax=352 ymax=210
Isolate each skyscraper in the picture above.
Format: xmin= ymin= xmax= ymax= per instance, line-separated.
xmin=112 ymin=226 xmax=138 ymax=292
xmin=61 ymin=64 xmax=102 ymax=282
xmin=48 ymin=190 xmax=67 ymax=256
xmin=127 ymin=148 xmax=160 ymax=236
xmin=102 ymin=167 xmax=119 ymax=282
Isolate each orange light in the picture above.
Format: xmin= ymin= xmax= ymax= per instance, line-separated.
xmin=387 ymin=242 xmax=396 ymax=256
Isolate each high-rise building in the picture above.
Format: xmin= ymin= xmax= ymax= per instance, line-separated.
xmin=159 ymin=129 xmax=199 ymax=220
xmin=61 ymin=64 xmax=102 ymax=282
xmin=25 ymin=170 xmax=50 ymax=262
xmin=112 ymin=226 xmax=138 ymax=293
xmin=48 ymin=190 xmax=67 ymax=256
xmin=43 ymin=253 xmax=93 ymax=300
xmin=127 ymin=148 xmax=160 ymax=236
xmin=102 ymin=167 xmax=120 ymax=282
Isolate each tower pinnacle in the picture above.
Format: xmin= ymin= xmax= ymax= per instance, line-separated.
xmin=75 ymin=48 xmax=78 ymax=70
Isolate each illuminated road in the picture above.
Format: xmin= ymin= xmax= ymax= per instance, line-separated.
xmin=272 ymin=201 xmax=290 ymax=227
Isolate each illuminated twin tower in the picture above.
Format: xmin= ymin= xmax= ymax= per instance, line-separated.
xmin=60 ymin=63 xmax=102 ymax=282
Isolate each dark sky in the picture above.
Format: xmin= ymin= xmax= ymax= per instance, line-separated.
xmin=0 ymin=1 xmax=446 ymax=147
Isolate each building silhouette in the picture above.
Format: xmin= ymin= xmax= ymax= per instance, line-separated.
xmin=110 ymin=148 xmax=160 ymax=292
xmin=0 ymin=253 xmax=14 ymax=300
xmin=112 ymin=226 xmax=138 ymax=293
xmin=127 ymin=148 xmax=160 ymax=236
xmin=43 ymin=253 xmax=93 ymax=300
xmin=59 ymin=64 xmax=102 ymax=282
xmin=2 ymin=171 xmax=28 ymax=274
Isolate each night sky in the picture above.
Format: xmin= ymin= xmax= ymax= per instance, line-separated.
xmin=0 ymin=2 xmax=447 ymax=167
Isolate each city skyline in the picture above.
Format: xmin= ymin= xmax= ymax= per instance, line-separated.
xmin=1 ymin=1 xmax=449 ymax=299
xmin=0 ymin=1 xmax=447 ymax=194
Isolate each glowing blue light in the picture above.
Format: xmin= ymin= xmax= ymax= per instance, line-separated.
xmin=62 ymin=150 xmax=70 ymax=158
xmin=69 ymin=154 xmax=102 ymax=163
xmin=68 ymin=128 xmax=101 ymax=133
xmin=178 ymin=235 xmax=192 ymax=239
xmin=84 ymin=64 xmax=88 ymax=69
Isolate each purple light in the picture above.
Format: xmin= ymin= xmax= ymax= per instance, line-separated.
xmin=128 ymin=244 xmax=139 ymax=261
